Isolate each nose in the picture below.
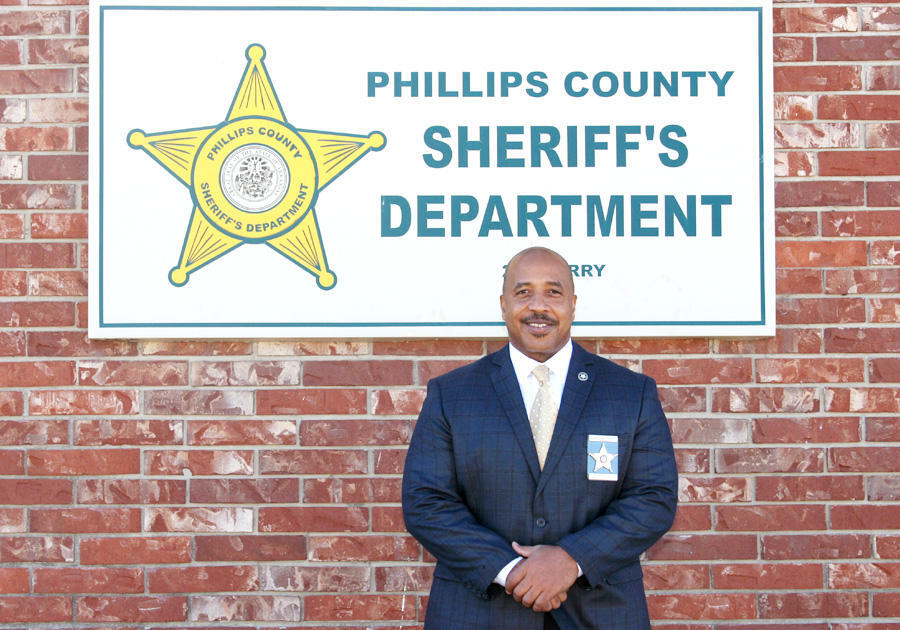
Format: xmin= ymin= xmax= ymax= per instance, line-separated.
xmin=528 ymin=292 xmax=549 ymax=312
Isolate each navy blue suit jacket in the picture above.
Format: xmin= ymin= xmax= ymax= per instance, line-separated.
xmin=402 ymin=342 xmax=678 ymax=630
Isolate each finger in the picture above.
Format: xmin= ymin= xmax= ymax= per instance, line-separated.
xmin=512 ymin=541 xmax=535 ymax=557
xmin=520 ymin=585 xmax=538 ymax=609
xmin=505 ymin=565 xmax=525 ymax=594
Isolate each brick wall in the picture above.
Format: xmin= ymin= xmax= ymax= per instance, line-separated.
xmin=0 ymin=1 xmax=898 ymax=627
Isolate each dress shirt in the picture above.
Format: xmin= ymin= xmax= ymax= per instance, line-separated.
xmin=494 ymin=340 xmax=583 ymax=587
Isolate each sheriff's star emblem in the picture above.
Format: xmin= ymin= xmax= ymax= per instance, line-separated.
xmin=127 ymin=44 xmax=385 ymax=289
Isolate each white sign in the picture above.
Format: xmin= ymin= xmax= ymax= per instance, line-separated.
xmin=89 ymin=0 xmax=774 ymax=338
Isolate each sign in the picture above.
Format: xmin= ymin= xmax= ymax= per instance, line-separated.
xmin=89 ymin=0 xmax=774 ymax=338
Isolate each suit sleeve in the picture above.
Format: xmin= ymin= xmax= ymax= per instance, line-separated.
xmin=557 ymin=375 xmax=678 ymax=586
xmin=402 ymin=378 xmax=519 ymax=596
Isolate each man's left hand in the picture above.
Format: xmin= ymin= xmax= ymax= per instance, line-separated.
xmin=505 ymin=542 xmax=579 ymax=612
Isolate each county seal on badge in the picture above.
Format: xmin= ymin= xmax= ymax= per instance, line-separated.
xmin=127 ymin=44 xmax=385 ymax=289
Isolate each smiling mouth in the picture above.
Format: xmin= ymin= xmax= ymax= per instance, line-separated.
xmin=523 ymin=318 xmax=556 ymax=335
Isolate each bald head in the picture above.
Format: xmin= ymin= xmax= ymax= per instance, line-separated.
xmin=503 ymin=247 xmax=574 ymax=294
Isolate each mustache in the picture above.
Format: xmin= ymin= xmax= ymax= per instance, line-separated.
xmin=523 ymin=314 xmax=557 ymax=325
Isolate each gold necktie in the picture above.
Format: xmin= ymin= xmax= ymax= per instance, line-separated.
xmin=529 ymin=364 xmax=558 ymax=469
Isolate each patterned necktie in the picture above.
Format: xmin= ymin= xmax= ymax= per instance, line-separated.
xmin=529 ymin=364 xmax=558 ymax=469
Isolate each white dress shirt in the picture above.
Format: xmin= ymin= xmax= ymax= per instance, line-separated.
xmin=494 ymin=340 xmax=583 ymax=587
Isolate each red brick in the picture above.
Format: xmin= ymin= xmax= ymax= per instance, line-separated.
xmin=777 ymin=241 xmax=867 ymax=267
xmin=774 ymin=65 xmax=861 ymax=92
xmin=304 ymin=478 xmax=401 ymax=504
xmin=190 ymin=595 xmax=301 ymax=622
xmin=303 ymin=360 xmax=412 ymax=386
xmin=149 ymin=566 xmax=257 ymax=593
xmin=417 ymin=359 xmax=471 ymax=382
xmin=27 ymin=331 xmax=136 ymax=357
xmin=862 ymin=7 xmax=900 ymax=30
xmin=830 ymin=446 xmax=900 ymax=472
xmin=0 ymin=479 xmax=70 ymax=504
xmin=827 ymin=327 xmax=900 ymax=353
xmin=191 ymin=360 xmax=300 ymax=386
xmin=754 ymin=417 xmax=860 ymax=443
xmin=648 ymin=593 xmax=757 ymax=620
xmin=830 ymin=562 xmax=900 ymax=589
xmin=260 ymin=449 xmax=367 ymax=475
xmin=819 ymin=36 xmax=900 ymax=61
xmin=80 ymin=537 xmax=189 ymax=565
xmin=776 ymin=180 xmax=863 ymax=207
xmin=300 ymin=420 xmax=411 ymax=446
xmin=27 ymin=449 xmax=139 ymax=476
xmin=28 ymin=154 xmax=87 ymax=180
xmin=34 ymin=567 xmax=143 ymax=593
xmin=775 ymin=268 xmax=828 ymax=298
xmin=371 ymin=388 xmax=427 ymax=415
xmin=872 ymin=358 xmax=900 ymax=383
xmin=757 ymin=357 xmax=864 ymax=383
xmin=870 ymin=298 xmax=900 ymax=324
xmin=256 ymin=388 xmax=366 ymax=415
xmin=0 ymin=126 xmax=70 ymax=152
xmin=29 ymin=390 xmax=138 ymax=415
xmin=868 ymin=123 xmax=900 ymax=149
xmin=0 ymin=182 xmax=76 ymax=208
xmin=308 ymin=535 xmax=420 ymax=562
xmin=27 ymin=270 xmax=87 ymax=296
xmin=264 ymin=566 xmax=371 ymax=594
xmin=0 ymin=508 xmax=25 ymax=533
xmin=823 ymin=210 xmax=900 ymax=236
xmin=30 ymin=212 xmax=88 ymax=240
xmin=763 ymin=534 xmax=869 ymax=560
xmin=0 ymin=451 xmax=22 ymax=475
xmin=373 ymin=339 xmax=484 ymax=355
xmin=679 ymin=477 xmax=749 ymax=503
xmin=29 ymin=37 xmax=87 ymax=63
xmin=716 ymin=505 xmax=825 ymax=531
xmin=760 ymin=592 xmax=867 ymax=619
xmin=140 ymin=340 xmax=251 ymax=355
xmin=31 ymin=508 xmax=141 ymax=533
xmin=874 ymin=593 xmax=900 ymax=617
xmin=774 ymin=37 xmax=813 ymax=62
xmin=145 ymin=450 xmax=252 ymax=476
xmin=868 ymin=418 xmax=900 ymax=441
xmin=191 ymin=478 xmax=298 ymax=503
xmin=776 ymin=212 xmax=819 ymax=237
xmin=820 ymin=95 xmax=900 ymax=120
xmin=143 ymin=390 xmax=252 ymax=415
xmin=877 ymin=536 xmax=900 ymax=558
xmin=259 ymin=507 xmax=368 ymax=533
xmin=75 ymin=419 xmax=181 ymax=445
xmin=305 ymin=594 xmax=416 ymax=621
xmin=145 ymin=507 xmax=253 ymax=533
xmin=868 ymin=475 xmax=900 ymax=501
xmin=776 ymin=122 xmax=859 ymax=149
xmin=642 ymin=564 xmax=709 ymax=590
xmin=773 ymin=150 xmax=806 ymax=177
xmin=0 ymin=40 xmax=22 ymax=64
xmin=715 ymin=329 xmax=822 ymax=354
xmin=195 ymin=535 xmax=307 ymax=561
xmin=76 ymin=596 xmax=187 ymax=623
xmin=188 ymin=420 xmax=296 ymax=445
xmin=774 ymin=6 xmax=858 ymax=32
xmin=833 ymin=505 xmax=900 ymax=530
xmin=374 ymin=565 xmax=434 ymax=592
xmin=712 ymin=387 xmax=820 ymax=414
xmin=833 ymin=625 xmax=900 ymax=630
xmin=257 ymin=339 xmax=368 ymax=356
xmin=872 ymin=241 xmax=900 ymax=265
xmin=597 ymin=338 xmax=710 ymax=354
xmin=774 ymin=95 xmax=814 ymax=121
xmin=0 ymin=568 xmax=28 ymax=594
xmin=671 ymin=418 xmax=748 ymax=444
xmin=77 ymin=479 xmax=185 ymax=504
xmin=716 ymin=447 xmax=823 ymax=473
xmin=827 ymin=387 xmax=900 ymax=412
xmin=74 ymin=124 xmax=87 ymax=151
xmin=373 ymin=506 xmax=406 ymax=532
xmin=869 ymin=65 xmax=900 ymax=90
xmin=0 ymin=360 xmax=74 ymax=386
xmin=647 ymin=534 xmax=757 ymax=561
xmin=0 ymin=536 xmax=72 ymax=562
xmin=0 ymin=10 xmax=69 ymax=35
xmin=374 ymin=449 xmax=407 ymax=474
xmin=643 ymin=358 xmax=750 ymax=385
xmin=0 ymin=391 xmax=23 ymax=416
xmin=0 ymin=596 xmax=72 ymax=622
xmin=715 ymin=563 xmax=822 ymax=590
xmin=0 ymin=242 xmax=75 ymax=268
xmin=0 ymin=213 xmax=24 ymax=241
xmin=756 ymin=475 xmax=864 ymax=501
xmin=821 ymin=150 xmax=900 ymax=176
xmin=77 ymin=360 xmax=187 ymax=386
xmin=0 ymin=419 xmax=66 ymax=444
xmin=658 ymin=386 xmax=706 ymax=413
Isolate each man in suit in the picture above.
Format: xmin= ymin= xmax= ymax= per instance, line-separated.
xmin=402 ymin=247 xmax=678 ymax=630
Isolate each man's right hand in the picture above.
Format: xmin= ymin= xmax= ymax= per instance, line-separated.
xmin=505 ymin=542 xmax=578 ymax=612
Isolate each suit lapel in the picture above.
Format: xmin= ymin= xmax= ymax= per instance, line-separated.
xmin=537 ymin=343 xmax=596 ymax=493
xmin=490 ymin=347 xmax=541 ymax=483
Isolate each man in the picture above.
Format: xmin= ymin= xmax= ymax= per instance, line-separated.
xmin=402 ymin=247 xmax=678 ymax=630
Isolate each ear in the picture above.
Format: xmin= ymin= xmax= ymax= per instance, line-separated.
xmin=500 ymin=294 xmax=507 ymax=318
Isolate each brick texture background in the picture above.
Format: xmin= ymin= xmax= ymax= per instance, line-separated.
xmin=0 ymin=1 xmax=898 ymax=627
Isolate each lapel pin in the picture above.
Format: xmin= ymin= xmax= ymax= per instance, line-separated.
xmin=578 ymin=371 xmax=589 ymax=381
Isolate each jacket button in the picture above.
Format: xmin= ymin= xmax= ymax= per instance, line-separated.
xmin=536 ymin=517 xmax=547 ymax=528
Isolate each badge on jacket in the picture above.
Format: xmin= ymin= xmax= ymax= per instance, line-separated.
xmin=587 ymin=434 xmax=618 ymax=481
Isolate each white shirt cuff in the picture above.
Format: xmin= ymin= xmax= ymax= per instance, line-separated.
xmin=493 ymin=557 xmax=583 ymax=586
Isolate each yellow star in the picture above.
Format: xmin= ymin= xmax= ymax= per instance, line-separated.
xmin=127 ymin=44 xmax=385 ymax=289
xmin=590 ymin=442 xmax=618 ymax=473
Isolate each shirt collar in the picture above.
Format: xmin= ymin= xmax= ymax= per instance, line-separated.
xmin=508 ymin=339 xmax=573 ymax=383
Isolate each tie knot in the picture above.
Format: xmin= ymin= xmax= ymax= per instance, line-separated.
xmin=532 ymin=364 xmax=550 ymax=386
